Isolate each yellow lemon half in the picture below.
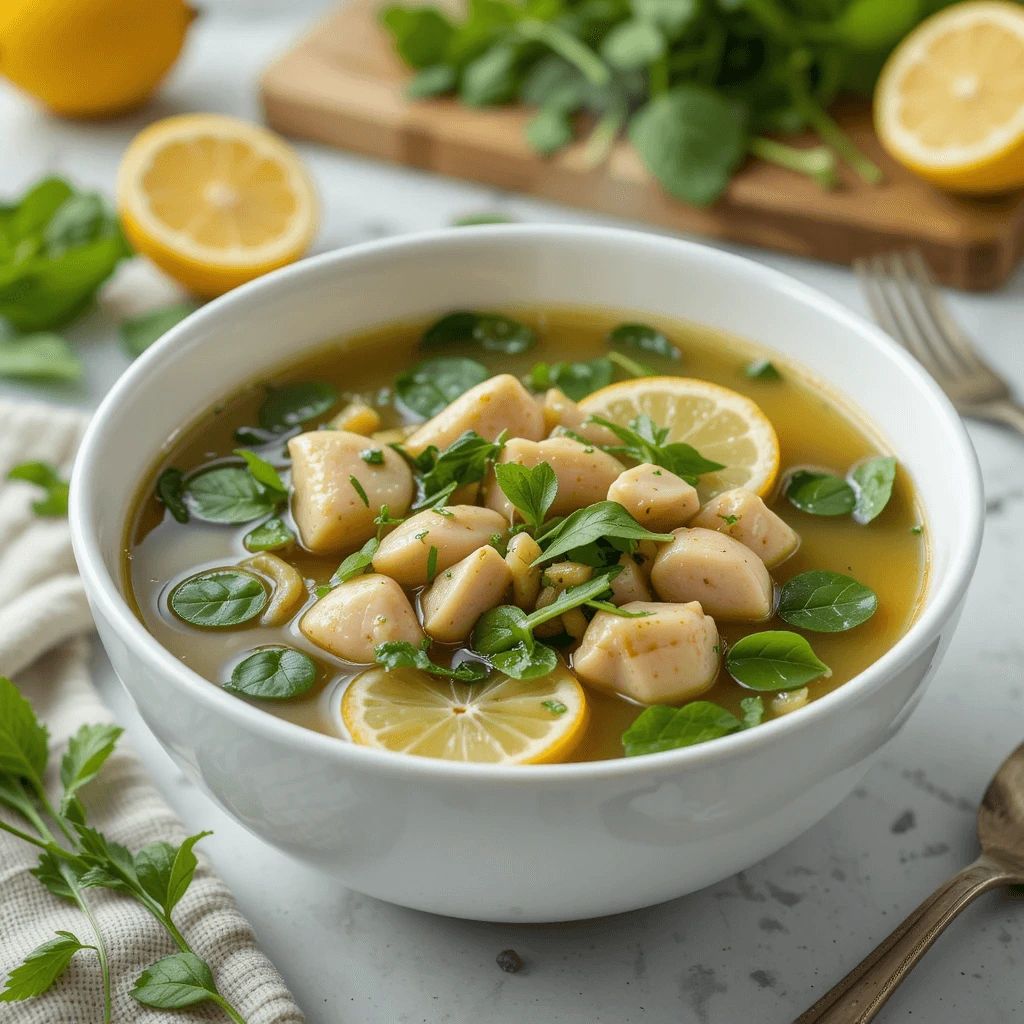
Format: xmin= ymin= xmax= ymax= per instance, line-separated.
xmin=117 ymin=114 xmax=318 ymax=298
xmin=578 ymin=377 xmax=779 ymax=502
xmin=342 ymin=664 xmax=589 ymax=765
xmin=875 ymin=0 xmax=1024 ymax=193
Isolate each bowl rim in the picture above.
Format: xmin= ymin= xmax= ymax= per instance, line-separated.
xmin=69 ymin=224 xmax=985 ymax=782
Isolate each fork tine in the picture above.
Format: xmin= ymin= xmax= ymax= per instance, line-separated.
xmin=853 ymin=258 xmax=902 ymax=340
xmin=861 ymin=256 xmax=942 ymax=375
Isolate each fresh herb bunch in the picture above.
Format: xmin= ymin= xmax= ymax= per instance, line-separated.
xmin=381 ymin=0 xmax=956 ymax=204
xmin=0 ymin=677 xmax=247 ymax=1023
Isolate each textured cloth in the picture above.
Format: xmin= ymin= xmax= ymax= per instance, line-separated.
xmin=0 ymin=400 xmax=305 ymax=1023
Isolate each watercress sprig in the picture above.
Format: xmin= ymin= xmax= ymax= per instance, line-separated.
xmin=375 ymin=639 xmax=489 ymax=682
xmin=531 ymin=500 xmax=673 ymax=565
xmin=402 ymin=429 xmax=507 ymax=510
xmin=494 ymin=460 xmax=557 ymax=532
xmin=316 ymin=504 xmax=407 ymax=598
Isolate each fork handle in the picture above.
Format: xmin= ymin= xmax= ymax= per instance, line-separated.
xmin=793 ymin=855 xmax=1017 ymax=1024
xmin=965 ymin=399 xmax=1024 ymax=437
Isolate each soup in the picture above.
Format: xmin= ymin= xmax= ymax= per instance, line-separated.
xmin=125 ymin=306 xmax=926 ymax=764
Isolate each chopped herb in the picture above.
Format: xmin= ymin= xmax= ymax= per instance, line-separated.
xmin=234 ymin=448 xmax=287 ymax=494
xmin=719 ymin=513 xmax=739 ymax=525
xmin=745 ymin=358 xmax=781 ymax=381
xmin=542 ymin=699 xmax=567 ymax=715
xmin=360 ymin=448 xmax=385 ymax=465
xmin=408 ymin=430 xmax=505 ymax=509
xmin=318 ymin=536 xmax=380 ymax=596
xmin=910 ymin=525 xmax=923 ymax=535
xmin=375 ymin=640 xmax=488 ymax=681
xmin=415 ymin=530 xmax=430 ymax=541
xmin=426 ymin=545 xmax=439 ymax=583
xmin=349 ymin=475 xmax=370 ymax=507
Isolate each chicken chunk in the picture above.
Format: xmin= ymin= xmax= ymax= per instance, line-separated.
xmin=573 ymin=601 xmax=720 ymax=705
xmin=371 ymin=505 xmax=508 ymax=587
xmin=608 ymin=553 xmax=652 ymax=605
xmin=485 ymin=437 xmax=623 ymax=520
xmin=403 ymin=374 xmax=544 ymax=455
xmin=300 ymin=573 xmax=423 ymax=663
xmin=542 ymin=389 xmax=619 ymax=445
xmin=607 ymin=463 xmax=700 ymax=533
xmin=650 ymin=527 xmax=774 ymax=622
xmin=689 ymin=489 xmax=799 ymax=568
xmin=288 ymin=430 xmax=414 ymax=555
xmin=421 ymin=545 xmax=512 ymax=643
xmin=505 ymin=532 xmax=542 ymax=609
xmin=329 ymin=400 xmax=381 ymax=435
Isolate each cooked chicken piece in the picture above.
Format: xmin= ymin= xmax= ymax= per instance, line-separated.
xmin=300 ymin=573 xmax=423 ymax=663
xmin=542 ymin=561 xmax=593 ymax=589
xmin=689 ymin=489 xmax=799 ymax=568
xmin=532 ymin=560 xmax=593 ymax=638
xmin=573 ymin=601 xmax=720 ymax=704
xmin=485 ymin=437 xmax=623 ymax=520
xmin=650 ymin=527 xmax=774 ymax=622
xmin=421 ymin=545 xmax=512 ymax=643
xmin=532 ymin=585 xmax=564 ymax=638
xmin=561 ymin=607 xmax=589 ymax=641
xmin=372 ymin=505 xmax=508 ymax=587
xmin=542 ymin=389 xmax=620 ymax=445
xmin=633 ymin=539 xmax=658 ymax=580
xmin=288 ymin=430 xmax=414 ymax=555
xmin=329 ymin=400 xmax=381 ymax=435
xmin=608 ymin=553 xmax=652 ymax=605
xmin=607 ymin=463 xmax=700 ymax=533
xmin=240 ymin=553 xmax=306 ymax=626
xmin=505 ymin=532 xmax=543 ymax=610
xmin=371 ymin=424 xmax=417 ymax=445
xmin=403 ymin=374 xmax=544 ymax=455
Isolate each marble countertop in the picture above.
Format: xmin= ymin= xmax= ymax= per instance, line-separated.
xmin=2 ymin=6 xmax=1023 ymax=1022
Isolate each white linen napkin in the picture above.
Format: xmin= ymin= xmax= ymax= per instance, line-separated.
xmin=0 ymin=399 xmax=305 ymax=1023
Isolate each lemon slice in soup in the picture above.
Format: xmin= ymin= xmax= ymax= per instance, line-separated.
xmin=579 ymin=377 xmax=779 ymax=501
xmin=341 ymin=664 xmax=588 ymax=765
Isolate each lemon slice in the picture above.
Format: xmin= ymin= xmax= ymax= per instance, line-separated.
xmin=875 ymin=1 xmax=1024 ymax=193
xmin=117 ymin=114 xmax=318 ymax=297
xmin=341 ymin=664 xmax=588 ymax=765
xmin=579 ymin=377 xmax=779 ymax=502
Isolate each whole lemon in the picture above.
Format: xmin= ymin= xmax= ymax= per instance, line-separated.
xmin=0 ymin=0 xmax=196 ymax=118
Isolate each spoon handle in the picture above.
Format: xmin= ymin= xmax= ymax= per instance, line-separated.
xmin=793 ymin=855 xmax=1015 ymax=1024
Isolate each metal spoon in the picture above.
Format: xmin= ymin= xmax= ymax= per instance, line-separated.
xmin=794 ymin=742 xmax=1024 ymax=1023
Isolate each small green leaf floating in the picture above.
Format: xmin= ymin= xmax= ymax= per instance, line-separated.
xmin=745 ymin=358 xmax=781 ymax=381
xmin=492 ymin=642 xmax=559 ymax=680
xmin=395 ymin=356 xmax=490 ymax=419
xmin=849 ymin=455 xmax=897 ymax=525
xmin=778 ymin=570 xmax=877 ymax=633
xmin=607 ymin=322 xmax=681 ymax=360
xmin=421 ymin=310 xmax=535 ymax=354
xmin=726 ymin=631 xmax=829 ymax=691
xmin=226 ymin=647 xmax=318 ymax=700
xmin=375 ymin=640 xmax=489 ymax=681
xmin=525 ymin=357 xmax=614 ymax=401
xmin=170 ymin=570 xmax=267 ymax=628
xmin=184 ymin=466 xmax=278 ymax=524
xmin=243 ymin=517 xmax=295 ymax=553
xmin=234 ymin=448 xmax=287 ymax=493
xmin=622 ymin=702 xmax=744 ymax=756
xmin=156 ymin=468 xmax=189 ymax=524
xmin=258 ymin=381 xmax=338 ymax=432
xmin=785 ymin=470 xmax=856 ymax=516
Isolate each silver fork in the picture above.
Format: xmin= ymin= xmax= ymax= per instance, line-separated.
xmin=854 ymin=250 xmax=1024 ymax=436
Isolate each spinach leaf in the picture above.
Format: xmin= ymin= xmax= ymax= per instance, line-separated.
xmin=411 ymin=429 xmax=505 ymax=508
xmin=226 ymin=647 xmax=318 ymax=699
xmin=786 ymin=470 xmax=856 ymax=516
xmin=740 ymin=695 xmax=764 ymax=728
xmin=233 ymin=448 xmax=287 ymax=494
xmin=0 ymin=931 xmax=89 ymax=1003
xmin=120 ymin=302 xmax=197 ymax=358
xmin=745 ymin=358 xmax=781 ymax=381
xmin=778 ymin=570 xmax=877 ymax=632
xmin=130 ymin=952 xmax=221 ymax=1011
xmin=622 ymin=701 xmax=743 ymax=756
xmin=184 ymin=466 xmax=279 ymax=524
xmin=395 ymin=356 xmax=490 ymax=419
xmin=850 ymin=456 xmax=897 ymax=524
xmin=258 ymin=381 xmax=338 ymax=432
xmin=0 ymin=332 xmax=82 ymax=381
xmin=471 ymin=604 xmax=533 ymax=655
xmin=169 ymin=570 xmax=267 ymax=628
xmin=492 ymin=642 xmax=559 ymax=679
xmin=318 ymin=536 xmax=380 ymax=597
xmin=726 ymin=631 xmax=829 ymax=691
xmin=494 ymin=460 xmax=558 ymax=531
xmin=629 ymin=86 xmax=748 ymax=207
xmin=533 ymin=501 xmax=673 ymax=563
xmin=380 ymin=5 xmax=454 ymax=68
xmin=156 ymin=468 xmax=189 ymax=524
xmin=607 ymin=322 xmax=680 ymax=360
xmin=375 ymin=640 xmax=489 ymax=681
xmin=422 ymin=310 xmax=535 ymax=353
xmin=525 ymin=357 xmax=614 ymax=400
xmin=6 ymin=461 xmax=69 ymax=517
xmin=584 ymin=414 xmax=724 ymax=483
xmin=243 ymin=517 xmax=295 ymax=553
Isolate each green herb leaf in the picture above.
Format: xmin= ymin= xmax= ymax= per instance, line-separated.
xmin=170 ymin=570 xmax=267 ymax=628
xmin=607 ymin=322 xmax=680 ymax=360
xmin=225 ymin=647 xmax=318 ymax=699
xmin=542 ymin=699 xmax=567 ymax=714
xmin=426 ymin=544 xmax=439 ymax=584
xmin=526 ymin=105 xmax=574 ymax=154
xmin=777 ymin=570 xmax=878 ymax=632
xmin=407 ymin=63 xmax=458 ymax=97
xmin=350 ymin=475 xmax=370 ymax=507
xmin=59 ymin=723 xmax=123 ymax=817
xmin=422 ymin=310 xmax=535 ymax=354
xmin=130 ymin=952 xmax=220 ymax=1010
xmin=492 ymin=641 xmax=559 ymax=679
xmin=533 ymin=500 xmax=673 ymax=563
xmin=622 ymin=702 xmax=743 ymax=756
xmin=786 ymin=470 xmax=856 ymax=516
xmin=0 ymin=676 xmax=49 ymax=786
xmin=740 ymin=695 xmax=765 ymax=728
xmin=29 ymin=852 xmax=84 ymax=903
xmin=43 ymin=193 xmax=104 ymax=254
xmin=119 ymin=302 xmax=197 ymax=358
xmin=850 ymin=455 xmax=897 ymax=524
xmin=234 ymin=448 xmax=287 ymax=494
xmin=360 ymin=448 xmax=385 ymax=465
xmin=462 ymin=43 xmax=520 ymax=106
xmin=5 ymin=461 xmax=70 ymax=516
xmin=156 ymin=468 xmax=189 ymax=524
xmin=472 ymin=603 xmax=533 ymax=655
xmin=258 ymin=381 xmax=338 ymax=432
xmin=395 ymin=356 xmax=490 ymax=419
xmin=600 ymin=18 xmax=665 ymax=71
xmin=584 ymin=414 xmax=724 ymax=483
xmin=320 ymin=536 xmax=380 ymax=596
xmin=74 ymin=824 xmax=141 ymax=893
xmin=0 ymin=332 xmax=82 ymax=382
xmin=243 ymin=516 xmax=295 ymax=553
xmin=910 ymin=524 xmax=923 ymax=535
xmin=135 ymin=831 xmax=212 ymax=916
xmin=526 ymin=568 xmax=623 ymax=627
xmin=184 ymin=466 xmax=279 ymax=524
xmin=745 ymin=358 xmax=781 ymax=381
xmin=0 ymin=774 xmax=40 ymax=828
xmin=525 ymin=357 xmax=614 ymax=401
xmin=380 ymin=5 xmax=454 ymax=68
xmin=0 ymin=931 xmax=88 ymax=1002
xmin=411 ymin=430 xmax=505 ymax=508
xmin=726 ymin=631 xmax=829 ymax=691
xmin=451 ymin=212 xmax=515 ymax=226
xmin=375 ymin=640 xmax=489 ymax=681
xmin=495 ymin=460 xmax=558 ymax=531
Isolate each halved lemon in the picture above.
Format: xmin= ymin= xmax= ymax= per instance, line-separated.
xmin=875 ymin=1 xmax=1024 ymax=193
xmin=578 ymin=377 xmax=779 ymax=501
xmin=116 ymin=114 xmax=318 ymax=297
xmin=341 ymin=664 xmax=588 ymax=765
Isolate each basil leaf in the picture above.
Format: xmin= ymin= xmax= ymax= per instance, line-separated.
xmin=740 ymin=695 xmax=765 ymax=728
xmin=726 ymin=631 xmax=829 ymax=691
xmin=184 ymin=466 xmax=278 ymax=524
xmin=527 ymin=105 xmax=575 ymax=153
xmin=156 ymin=468 xmax=189 ymax=524
xmin=395 ymin=356 xmax=490 ymax=419
xmin=120 ymin=302 xmax=197 ymax=358
xmin=226 ymin=647 xmax=318 ymax=699
xmin=170 ymin=570 xmax=267 ymax=628
xmin=0 ymin=676 xmax=50 ymax=788
xmin=258 ymin=381 xmax=338 ymax=432
xmin=43 ymin=193 xmax=104 ymax=255
xmin=6 ymin=460 xmax=70 ymax=517
xmin=414 ymin=430 xmax=504 ymax=507
xmin=785 ymin=470 xmax=856 ymax=516
xmin=850 ymin=456 xmax=897 ymax=525
xmin=0 ymin=332 xmax=82 ymax=381
xmin=130 ymin=952 xmax=220 ymax=1010
xmin=59 ymin=723 xmax=122 ymax=817
xmin=135 ymin=832 xmax=211 ymax=915
xmin=495 ymin=461 xmax=558 ymax=531
xmin=234 ymin=448 xmax=287 ymax=494
xmin=533 ymin=501 xmax=673 ymax=564
xmin=745 ymin=358 xmax=781 ymax=381
xmin=525 ymin=357 xmax=614 ymax=401
xmin=319 ymin=536 xmax=380 ymax=596
xmin=0 ymin=931 xmax=88 ymax=1002
xmin=243 ymin=517 xmax=295 ymax=553
xmin=607 ymin=323 xmax=680 ymax=360
xmin=584 ymin=414 xmax=724 ymax=483
xmin=622 ymin=702 xmax=743 ymax=757
xmin=492 ymin=642 xmax=559 ymax=680
xmin=375 ymin=640 xmax=489 ymax=681
xmin=472 ymin=605 xmax=533 ymax=655
xmin=778 ymin=570 xmax=877 ymax=632
xmin=360 ymin=448 xmax=385 ymax=464
xmin=421 ymin=311 xmax=535 ymax=353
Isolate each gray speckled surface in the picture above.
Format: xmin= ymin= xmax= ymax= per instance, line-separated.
xmin=3 ymin=5 xmax=1024 ymax=1021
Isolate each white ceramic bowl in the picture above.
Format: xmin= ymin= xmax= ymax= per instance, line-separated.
xmin=70 ymin=227 xmax=984 ymax=923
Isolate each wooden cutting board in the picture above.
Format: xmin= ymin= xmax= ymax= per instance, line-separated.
xmin=261 ymin=1 xmax=1024 ymax=291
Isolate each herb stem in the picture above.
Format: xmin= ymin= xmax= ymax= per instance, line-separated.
xmin=581 ymin=99 xmax=626 ymax=170
xmin=0 ymin=817 xmax=55 ymax=850
xmin=35 ymin=786 xmax=76 ymax=846
xmin=514 ymin=19 xmax=611 ymax=87
xmin=65 ymin=867 xmax=112 ymax=1024
xmin=790 ymin=89 xmax=882 ymax=185
xmin=156 ymin=912 xmax=191 ymax=954
xmin=649 ymin=54 xmax=669 ymax=96
xmin=749 ymin=137 xmax=839 ymax=190
xmin=607 ymin=351 xmax=654 ymax=379
xmin=212 ymin=993 xmax=248 ymax=1024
